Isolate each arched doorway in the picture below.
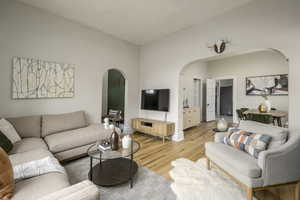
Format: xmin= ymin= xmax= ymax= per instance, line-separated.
xmin=102 ymin=69 xmax=126 ymax=127
xmin=178 ymin=49 xmax=289 ymax=135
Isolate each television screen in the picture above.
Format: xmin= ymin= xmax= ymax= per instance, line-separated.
xmin=141 ymin=89 xmax=170 ymax=112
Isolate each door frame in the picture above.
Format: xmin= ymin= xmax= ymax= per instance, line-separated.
xmin=193 ymin=78 xmax=203 ymax=121
xmin=213 ymin=76 xmax=238 ymax=123
xmin=101 ymin=68 xmax=129 ymax=130
xmin=206 ymin=78 xmax=216 ymax=121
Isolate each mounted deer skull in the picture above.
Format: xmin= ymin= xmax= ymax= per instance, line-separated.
xmin=208 ymin=39 xmax=230 ymax=54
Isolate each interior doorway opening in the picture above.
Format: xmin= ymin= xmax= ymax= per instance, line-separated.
xmin=102 ymin=69 xmax=126 ymax=127
xmin=179 ymin=48 xmax=289 ymax=134
xmin=216 ymin=79 xmax=234 ymax=122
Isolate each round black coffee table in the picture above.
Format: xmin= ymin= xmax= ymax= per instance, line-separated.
xmin=87 ymin=141 xmax=140 ymax=188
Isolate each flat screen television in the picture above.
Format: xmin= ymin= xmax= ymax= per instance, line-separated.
xmin=141 ymin=89 xmax=170 ymax=112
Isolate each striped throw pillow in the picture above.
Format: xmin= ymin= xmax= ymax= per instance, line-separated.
xmin=223 ymin=128 xmax=272 ymax=158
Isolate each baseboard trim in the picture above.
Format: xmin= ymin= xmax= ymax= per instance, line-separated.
xmin=172 ymin=130 xmax=184 ymax=142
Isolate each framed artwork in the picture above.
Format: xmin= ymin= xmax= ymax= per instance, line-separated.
xmin=12 ymin=57 xmax=75 ymax=99
xmin=246 ymin=74 xmax=288 ymax=96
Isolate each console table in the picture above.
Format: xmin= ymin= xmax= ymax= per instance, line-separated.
xmin=132 ymin=118 xmax=175 ymax=143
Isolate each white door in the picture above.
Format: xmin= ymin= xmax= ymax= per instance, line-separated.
xmin=193 ymin=79 xmax=202 ymax=121
xmin=206 ymin=79 xmax=216 ymax=121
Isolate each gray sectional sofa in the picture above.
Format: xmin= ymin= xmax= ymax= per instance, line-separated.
xmin=7 ymin=110 xmax=112 ymax=162
xmin=6 ymin=111 xmax=113 ymax=200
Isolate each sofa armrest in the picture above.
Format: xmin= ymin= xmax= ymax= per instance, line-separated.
xmin=214 ymin=132 xmax=227 ymax=143
xmin=258 ymin=133 xmax=300 ymax=186
xmin=38 ymin=180 xmax=99 ymax=200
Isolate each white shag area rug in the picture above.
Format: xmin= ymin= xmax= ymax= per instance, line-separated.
xmin=169 ymin=158 xmax=257 ymax=200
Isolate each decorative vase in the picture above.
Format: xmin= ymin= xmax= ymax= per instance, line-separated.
xmin=103 ymin=118 xmax=110 ymax=129
xmin=122 ymin=135 xmax=132 ymax=149
xmin=110 ymin=128 xmax=119 ymax=150
xmin=264 ymin=100 xmax=271 ymax=112
xmin=217 ymin=118 xmax=228 ymax=132
xmin=258 ymin=104 xmax=268 ymax=113
xmin=104 ymin=118 xmax=109 ymax=124
xmin=109 ymin=124 xmax=115 ymax=129
xmin=104 ymin=124 xmax=109 ymax=129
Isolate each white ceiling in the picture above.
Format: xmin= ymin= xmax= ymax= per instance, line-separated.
xmin=17 ymin=0 xmax=252 ymax=45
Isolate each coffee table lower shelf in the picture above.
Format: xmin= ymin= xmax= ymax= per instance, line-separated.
xmin=88 ymin=157 xmax=138 ymax=188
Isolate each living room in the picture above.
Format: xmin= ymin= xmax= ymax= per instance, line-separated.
xmin=0 ymin=0 xmax=299 ymax=200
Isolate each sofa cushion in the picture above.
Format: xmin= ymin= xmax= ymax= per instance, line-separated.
xmin=9 ymin=149 xmax=53 ymax=166
xmin=44 ymin=124 xmax=112 ymax=154
xmin=38 ymin=180 xmax=99 ymax=200
xmin=42 ymin=111 xmax=88 ymax=137
xmin=9 ymin=138 xmax=48 ymax=155
xmin=0 ymin=118 xmax=21 ymax=143
xmin=7 ymin=116 xmax=41 ymax=138
xmin=12 ymin=172 xmax=69 ymax=200
xmin=55 ymin=144 xmax=94 ymax=162
xmin=239 ymin=120 xmax=288 ymax=149
xmin=205 ymin=142 xmax=261 ymax=178
xmin=224 ymin=128 xmax=272 ymax=158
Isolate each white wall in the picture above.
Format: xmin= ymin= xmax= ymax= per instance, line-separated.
xmin=207 ymin=50 xmax=289 ymax=112
xmin=0 ymin=0 xmax=140 ymax=132
xmin=180 ymin=61 xmax=208 ymax=110
xmin=140 ymin=0 xmax=300 ymax=141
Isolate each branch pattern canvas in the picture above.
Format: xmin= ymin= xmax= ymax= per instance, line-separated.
xmin=12 ymin=57 xmax=75 ymax=99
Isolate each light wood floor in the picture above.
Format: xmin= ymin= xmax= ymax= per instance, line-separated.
xmin=132 ymin=121 xmax=295 ymax=200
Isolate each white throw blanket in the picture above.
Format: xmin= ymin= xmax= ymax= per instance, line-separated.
xmin=169 ymin=158 xmax=257 ymax=200
xmin=13 ymin=156 xmax=66 ymax=181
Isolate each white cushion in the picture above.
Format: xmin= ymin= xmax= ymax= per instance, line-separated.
xmin=0 ymin=118 xmax=21 ymax=143
xmin=9 ymin=138 xmax=48 ymax=154
xmin=44 ymin=124 xmax=112 ymax=153
xmin=12 ymin=172 xmax=69 ymax=200
xmin=9 ymin=149 xmax=53 ymax=166
xmin=205 ymin=142 xmax=262 ymax=178
xmin=38 ymin=180 xmax=99 ymax=200
xmin=239 ymin=120 xmax=288 ymax=149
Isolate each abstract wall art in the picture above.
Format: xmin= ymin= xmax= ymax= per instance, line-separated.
xmin=246 ymin=74 xmax=288 ymax=96
xmin=12 ymin=57 xmax=75 ymax=99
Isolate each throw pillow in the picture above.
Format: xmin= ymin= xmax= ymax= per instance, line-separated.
xmin=224 ymin=128 xmax=272 ymax=158
xmin=0 ymin=118 xmax=21 ymax=143
xmin=0 ymin=131 xmax=13 ymax=153
xmin=239 ymin=120 xmax=288 ymax=149
xmin=0 ymin=147 xmax=14 ymax=200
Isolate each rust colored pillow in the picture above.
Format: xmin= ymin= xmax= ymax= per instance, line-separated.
xmin=0 ymin=147 xmax=14 ymax=200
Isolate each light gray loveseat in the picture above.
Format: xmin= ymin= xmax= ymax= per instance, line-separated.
xmin=5 ymin=111 xmax=113 ymax=200
xmin=205 ymin=120 xmax=300 ymax=200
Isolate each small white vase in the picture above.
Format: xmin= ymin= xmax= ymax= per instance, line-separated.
xmin=109 ymin=124 xmax=115 ymax=129
xmin=104 ymin=118 xmax=109 ymax=124
xmin=264 ymin=100 xmax=271 ymax=112
xmin=104 ymin=124 xmax=109 ymax=129
xmin=122 ymin=135 xmax=132 ymax=149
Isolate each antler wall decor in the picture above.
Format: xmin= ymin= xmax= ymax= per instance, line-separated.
xmin=207 ymin=39 xmax=230 ymax=54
